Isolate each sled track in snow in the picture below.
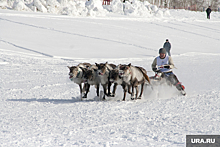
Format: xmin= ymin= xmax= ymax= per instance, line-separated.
xmin=0 ymin=18 xmax=156 ymax=52
xmin=0 ymin=39 xmax=53 ymax=58
xmin=181 ymin=22 xmax=220 ymax=33
xmin=151 ymin=22 xmax=220 ymax=41
xmin=164 ymin=21 xmax=220 ymax=33
xmin=7 ymin=98 xmax=77 ymax=104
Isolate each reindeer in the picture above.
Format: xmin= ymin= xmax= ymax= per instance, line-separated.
xmin=82 ymin=64 xmax=100 ymax=98
xmin=118 ymin=63 xmax=150 ymax=100
xmin=95 ymin=62 xmax=116 ymax=100
xmin=109 ymin=67 xmax=132 ymax=101
xmin=67 ymin=63 xmax=91 ymax=99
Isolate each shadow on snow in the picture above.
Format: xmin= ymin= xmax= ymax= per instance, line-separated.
xmin=6 ymin=96 xmax=121 ymax=104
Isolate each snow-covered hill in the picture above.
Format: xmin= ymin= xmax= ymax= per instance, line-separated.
xmin=0 ymin=8 xmax=220 ymax=146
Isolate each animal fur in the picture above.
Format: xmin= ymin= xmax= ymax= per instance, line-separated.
xmin=82 ymin=64 xmax=100 ymax=98
xmin=67 ymin=63 xmax=91 ymax=99
xmin=109 ymin=67 xmax=131 ymax=101
xmin=118 ymin=63 xmax=150 ymax=100
xmin=95 ymin=62 xmax=116 ymax=99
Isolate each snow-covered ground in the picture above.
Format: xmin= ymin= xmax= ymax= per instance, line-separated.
xmin=1 ymin=4 xmax=220 ymax=146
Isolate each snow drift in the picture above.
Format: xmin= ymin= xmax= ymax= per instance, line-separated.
xmin=0 ymin=0 xmax=170 ymax=17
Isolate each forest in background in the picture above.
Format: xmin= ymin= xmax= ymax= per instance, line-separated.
xmin=145 ymin=0 xmax=220 ymax=11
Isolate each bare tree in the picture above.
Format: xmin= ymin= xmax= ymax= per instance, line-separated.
xmin=153 ymin=0 xmax=220 ymax=11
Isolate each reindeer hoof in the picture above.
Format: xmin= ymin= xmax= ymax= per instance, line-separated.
xmin=107 ymin=92 xmax=113 ymax=97
xmin=82 ymin=95 xmax=87 ymax=98
xmin=131 ymin=95 xmax=135 ymax=100
xmin=137 ymin=97 xmax=142 ymax=99
xmin=109 ymin=93 xmax=115 ymax=97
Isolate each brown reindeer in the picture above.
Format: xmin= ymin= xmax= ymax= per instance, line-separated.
xmin=95 ymin=62 xmax=116 ymax=100
xmin=67 ymin=63 xmax=91 ymax=99
xmin=109 ymin=67 xmax=132 ymax=101
xmin=82 ymin=64 xmax=100 ymax=98
xmin=118 ymin=63 xmax=150 ymax=100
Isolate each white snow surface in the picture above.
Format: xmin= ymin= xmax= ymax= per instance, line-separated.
xmin=0 ymin=8 xmax=220 ymax=146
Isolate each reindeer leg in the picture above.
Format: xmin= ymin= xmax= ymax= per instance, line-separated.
xmin=107 ymin=81 xmax=112 ymax=96
xmin=79 ymin=84 xmax=82 ymax=100
xmin=122 ymin=84 xmax=127 ymax=101
xmin=111 ymin=83 xmax=118 ymax=97
xmin=135 ymin=86 xmax=139 ymax=100
xmin=128 ymin=85 xmax=132 ymax=94
xmin=102 ymin=84 xmax=107 ymax=100
xmin=83 ymin=84 xmax=90 ymax=98
xmin=138 ymin=83 xmax=144 ymax=99
xmin=131 ymin=85 xmax=135 ymax=100
xmin=96 ymin=84 xmax=100 ymax=97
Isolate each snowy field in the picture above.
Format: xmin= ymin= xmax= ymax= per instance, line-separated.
xmin=1 ymin=3 xmax=220 ymax=147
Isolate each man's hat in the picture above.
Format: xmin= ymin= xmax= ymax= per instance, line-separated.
xmin=166 ymin=39 xmax=169 ymax=41
xmin=159 ymin=48 xmax=166 ymax=54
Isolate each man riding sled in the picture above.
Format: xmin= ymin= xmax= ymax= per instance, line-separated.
xmin=151 ymin=48 xmax=186 ymax=96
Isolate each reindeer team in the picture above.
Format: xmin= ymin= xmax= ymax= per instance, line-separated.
xmin=68 ymin=62 xmax=151 ymax=101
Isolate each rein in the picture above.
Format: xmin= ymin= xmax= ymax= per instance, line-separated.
xmin=76 ymin=69 xmax=82 ymax=78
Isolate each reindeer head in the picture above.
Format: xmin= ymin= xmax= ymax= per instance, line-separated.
xmin=95 ymin=62 xmax=108 ymax=76
xmin=83 ymin=69 xmax=94 ymax=83
xmin=67 ymin=66 xmax=85 ymax=80
xmin=109 ymin=69 xmax=120 ymax=83
xmin=118 ymin=63 xmax=131 ymax=77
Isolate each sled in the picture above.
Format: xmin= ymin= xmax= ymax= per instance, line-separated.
xmin=149 ymin=70 xmax=186 ymax=96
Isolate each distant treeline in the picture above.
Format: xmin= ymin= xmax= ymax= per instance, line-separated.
xmin=144 ymin=0 xmax=220 ymax=11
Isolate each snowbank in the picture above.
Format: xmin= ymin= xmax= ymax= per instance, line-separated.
xmin=0 ymin=0 xmax=7 ymax=9
xmin=12 ymin=0 xmax=32 ymax=11
xmin=0 ymin=0 xmax=170 ymax=17
xmin=103 ymin=0 xmax=170 ymax=17
xmin=85 ymin=0 xmax=108 ymax=16
xmin=123 ymin=0 xmax=151 ymax=16
xmin=103 ymin=0 xmax=124 ymax=14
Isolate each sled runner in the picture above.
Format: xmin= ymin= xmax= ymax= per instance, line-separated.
xmin=149 ymin=68 xmax=186 ymax=96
